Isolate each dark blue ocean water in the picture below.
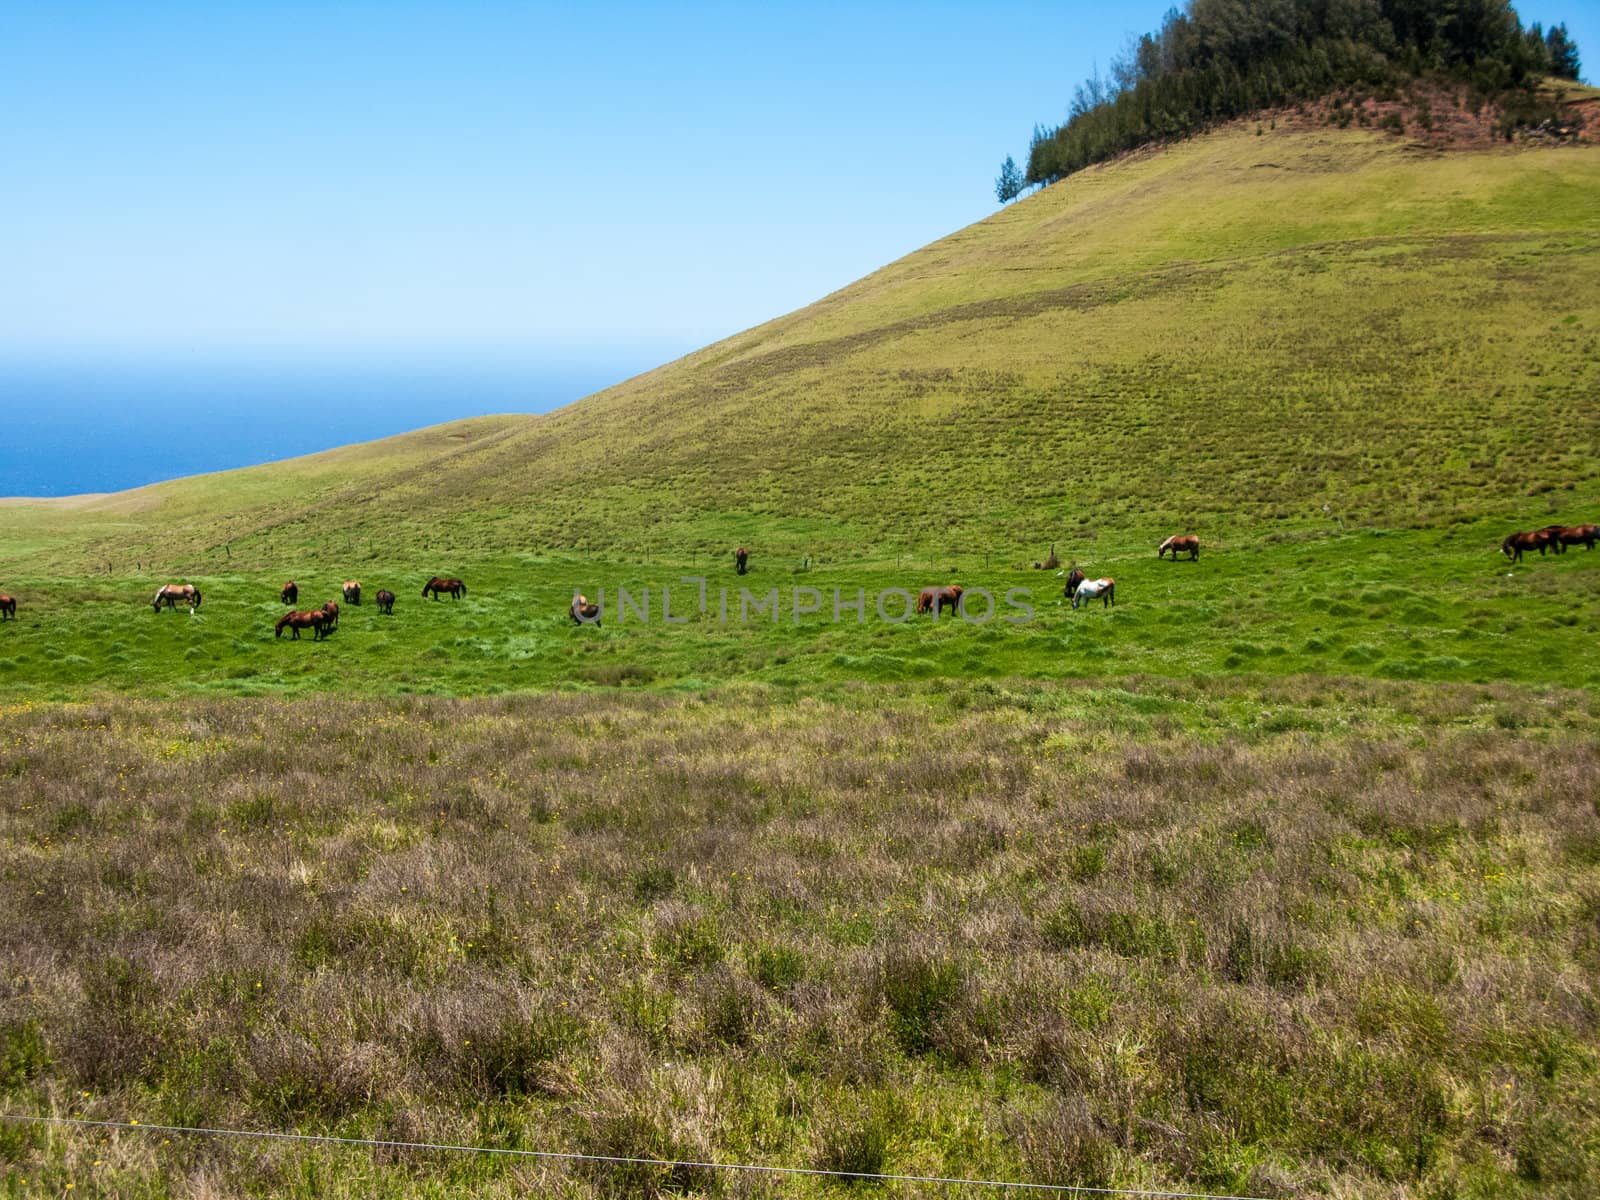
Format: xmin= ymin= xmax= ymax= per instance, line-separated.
xmin=0 ymin=354 xmax=673 ymax=497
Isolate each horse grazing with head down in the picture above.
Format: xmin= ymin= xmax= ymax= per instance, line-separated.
xmin=1063 ymin=568 xmax=1086 ymax=600
xmin=0 ymin=594 xmax=15 ymax=621
xmin=342 ymin=580 xmax=361 ymax=605
xmin=570 ymin=593 xmax=602 ymax=624
xmin=1543 ymin=524 xmax=1598 ymax=553
xmin=281 ymin=581 xmax=298 ymax=605
xmin=375 ymin=589 xmax=395 ymax=614
xmin=152 ymin=584 xmax=202 ymax=612
xmin=734 ymin=547 xmax=749 ymax=575
xmin=1501 ymin=530 xmax=1553 ymax=563
xmin=916 ymin=585 xmax=964 ymax=617
xmin=275 ymin=610 xmax=329 ymax=640
xmin=423 ymin=576 xmax=466 ymax=601
xmin=1158 ymin=535 xmax=1200 ymax=561
xmin=320 ymin=601 xmax=339 ymax=631
xmin=1072 ymin=578 xmax=1115 ymax=609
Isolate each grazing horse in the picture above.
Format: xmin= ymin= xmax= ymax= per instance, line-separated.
xmin=0 ymin=594 xmax=14 ymax=621
xmin=275 ymin=610 xmax=329 ymax=641
xmin=1158 ymin=535 xmax=1200 ymax=561
xmin=1543 ymin=524 xmax=1598 ymax=553
xmin=734 ymin=547 xmax=749 ymax=575
xmin=916 ymin=585 xmax=964 ymax=616
xmin=1501 ymin=530 xmax=1553 ymax=563
xmin=1063 ymin=568 xmax=1086 ymax=600
xmin=321 ymin=601 xmax=339 ymax=631
xmin=281 ymin=581 xmax=298 ymax=605
xmin=570 ymin=592 xmax=602 ymax=624
xmin=423 ymin=576 xmax=467 ymax=601
xmin=375 ymin=589 xmax=396 ymax=614
xmin=1072 ymin=578 xmax=1115 ymax=609
xmin=342 ymin=580 xmax=361 ymax=605
xmin=152 ymin=584 xmax=202 ymax=612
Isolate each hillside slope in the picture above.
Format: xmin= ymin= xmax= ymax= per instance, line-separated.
xmin=5 ymin=124 xmax=1599 ymax=573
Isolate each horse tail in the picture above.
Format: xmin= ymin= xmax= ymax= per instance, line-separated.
xmin=459 ymin=581 xmax=467 ymax=598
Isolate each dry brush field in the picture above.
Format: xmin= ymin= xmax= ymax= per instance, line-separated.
xmin=2 ymin=677 xmax=1598 ymax=1197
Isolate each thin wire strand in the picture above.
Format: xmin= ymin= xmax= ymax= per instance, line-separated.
xmin=1 ymin=1113 xmax=1266 ymax=1200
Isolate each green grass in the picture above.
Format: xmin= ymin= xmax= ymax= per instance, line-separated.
xmin=2 ymin=679 xmax=1598 ymax=1197
xmin=1 ymin=516 xmax=1598 ymax=702
xmin=1 ymin=128 xmax=1596 ymax=580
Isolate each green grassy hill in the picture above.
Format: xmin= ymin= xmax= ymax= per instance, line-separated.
xmin=1 ymin=121 xmax=1598 ymax=702
xmin=6 ymin=123 xmax=1598 ymax=574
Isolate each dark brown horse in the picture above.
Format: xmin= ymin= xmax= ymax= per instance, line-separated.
xmin=1543 ymin=524 xmax=1598 ymax=553
xmin=570 ymin=592 xmax=601 ymax=624
xmin=375 ymin=589 xmax=396 ymax=614
xmin=152 ymin=584 xmax=202 ymax=612
xmin=342 ymin=580 xmax=361 ymax=605
xmin=0 ymin=594 xmax=14 ymax=621
xmin=1158 ymin=534 xmax=1200 ymax=561
xmin=1063 ymin=568 xmax=1086 ymax=599
xmin=281 ymin=581 xmax=298 ymax=605
xmin=734 ymin=547 xmax=749 ymax=575
xmin=1502 ymin=530 xmax=1553 ymax=563
xmin=321 ymin=600 xmax=339 ymax=631
xmin=916 ymin=585 xmax=964 ymax=616
xmin=275 ymin=610 xmax=329 ymax=640
xmin=423 ymin=576 xmax=466 ymax=600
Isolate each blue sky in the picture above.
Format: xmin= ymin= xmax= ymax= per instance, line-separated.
xmin=2 ymin=0 xmax=1593 ymax=369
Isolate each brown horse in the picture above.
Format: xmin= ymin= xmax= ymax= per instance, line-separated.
xmin=321 ymin=600 xmax=339 ymax=631
xmin=570 ymin=592 xmax=601 ymax=624
xmin=1063 ymin=568 xmax=1086 ymax=599
xmin=375 ymin=589 xmax=396 ymax=614
xmin=1543 ymin=524 xmax=1598 ymax=553
xmin=1158 ymin=534 xmax=1200 ymax=561
xmin=423 ymin=576 xmax=466 ymax=600
xmin=275 ymin=610 xmax=329 ymax=640
xmin=152 ymin=584 xmax=202 ymax=612
xmin=734 ymin=547 xmax=749 ymax=575
xmin=1502 ymin=530 xmax=1553 ymax=563
xmin=281 ymin=581 xmax=298 ymax=605
xmin=0 ymin=594 xmax=15 ymax=621
xmin=342 ymin=580 xmax=361 ymax=605
xmin=916 ymin=585 xmax=964 ymax=616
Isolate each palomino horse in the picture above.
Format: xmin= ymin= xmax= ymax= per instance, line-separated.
xmin=423 ymin=576 xmax=467 ymax=600
xmin=152 ymin=584 xmax=202 ymax=612
xmin=1543 ymin=524 xmax=1598 ymax=553
xmin=1158 ymin=535 xmax=1200 ymax=561
xmin=275 ymin=610 xmax=329 ymax=640
xmin=734 ymin=547 xmax=749 ymax=575
xmin=321 ymin=601 xmax=339 ymax=631
xmin=0 ymin=594 xmax=14 ymax=620
xmin=570 ymin=593 xmax=601 ymax=624
xmin=375 ymin=589 xmax=396 ymax=614
xmin=1072 ymin=578 xmax=1115 ymax=609
xmin=1063 ymin=568 xmax=1086 ymax=600
xmin=342 ymin=580 xmax=361 ymax=605
xmin=281 ymin=581 xmax=298 ymax=605
xmin=1501 ymin=530 xmax=1553 ymax=563
xmin=916 ymin=585 xmax=964 ymax=616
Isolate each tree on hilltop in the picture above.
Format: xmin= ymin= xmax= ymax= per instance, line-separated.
xmin=995 ymin=155 xmax=1024 ymax=204
xmin=1546 ymin=23 xmax=1580 ymax=79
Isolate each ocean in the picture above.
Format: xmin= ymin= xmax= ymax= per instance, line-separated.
xmin=0 ymin=354 xmax=671 ymax=498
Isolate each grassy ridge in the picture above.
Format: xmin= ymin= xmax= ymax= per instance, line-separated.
xmin=2 ymin=128 xmax=1597 ymax=577
xmin=2 ymin=679 xmax=1598 ymax=1197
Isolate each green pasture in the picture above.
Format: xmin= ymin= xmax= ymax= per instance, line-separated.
xmin=2 ymin=515 xmax=1597 ymax=701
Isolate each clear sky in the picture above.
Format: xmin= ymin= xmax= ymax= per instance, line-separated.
xmin=2 ymin=0 xmax=1593 ymax=370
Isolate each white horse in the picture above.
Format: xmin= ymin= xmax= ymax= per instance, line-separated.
xmin=1072 ymin=577 xmax=1115 ymax=609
